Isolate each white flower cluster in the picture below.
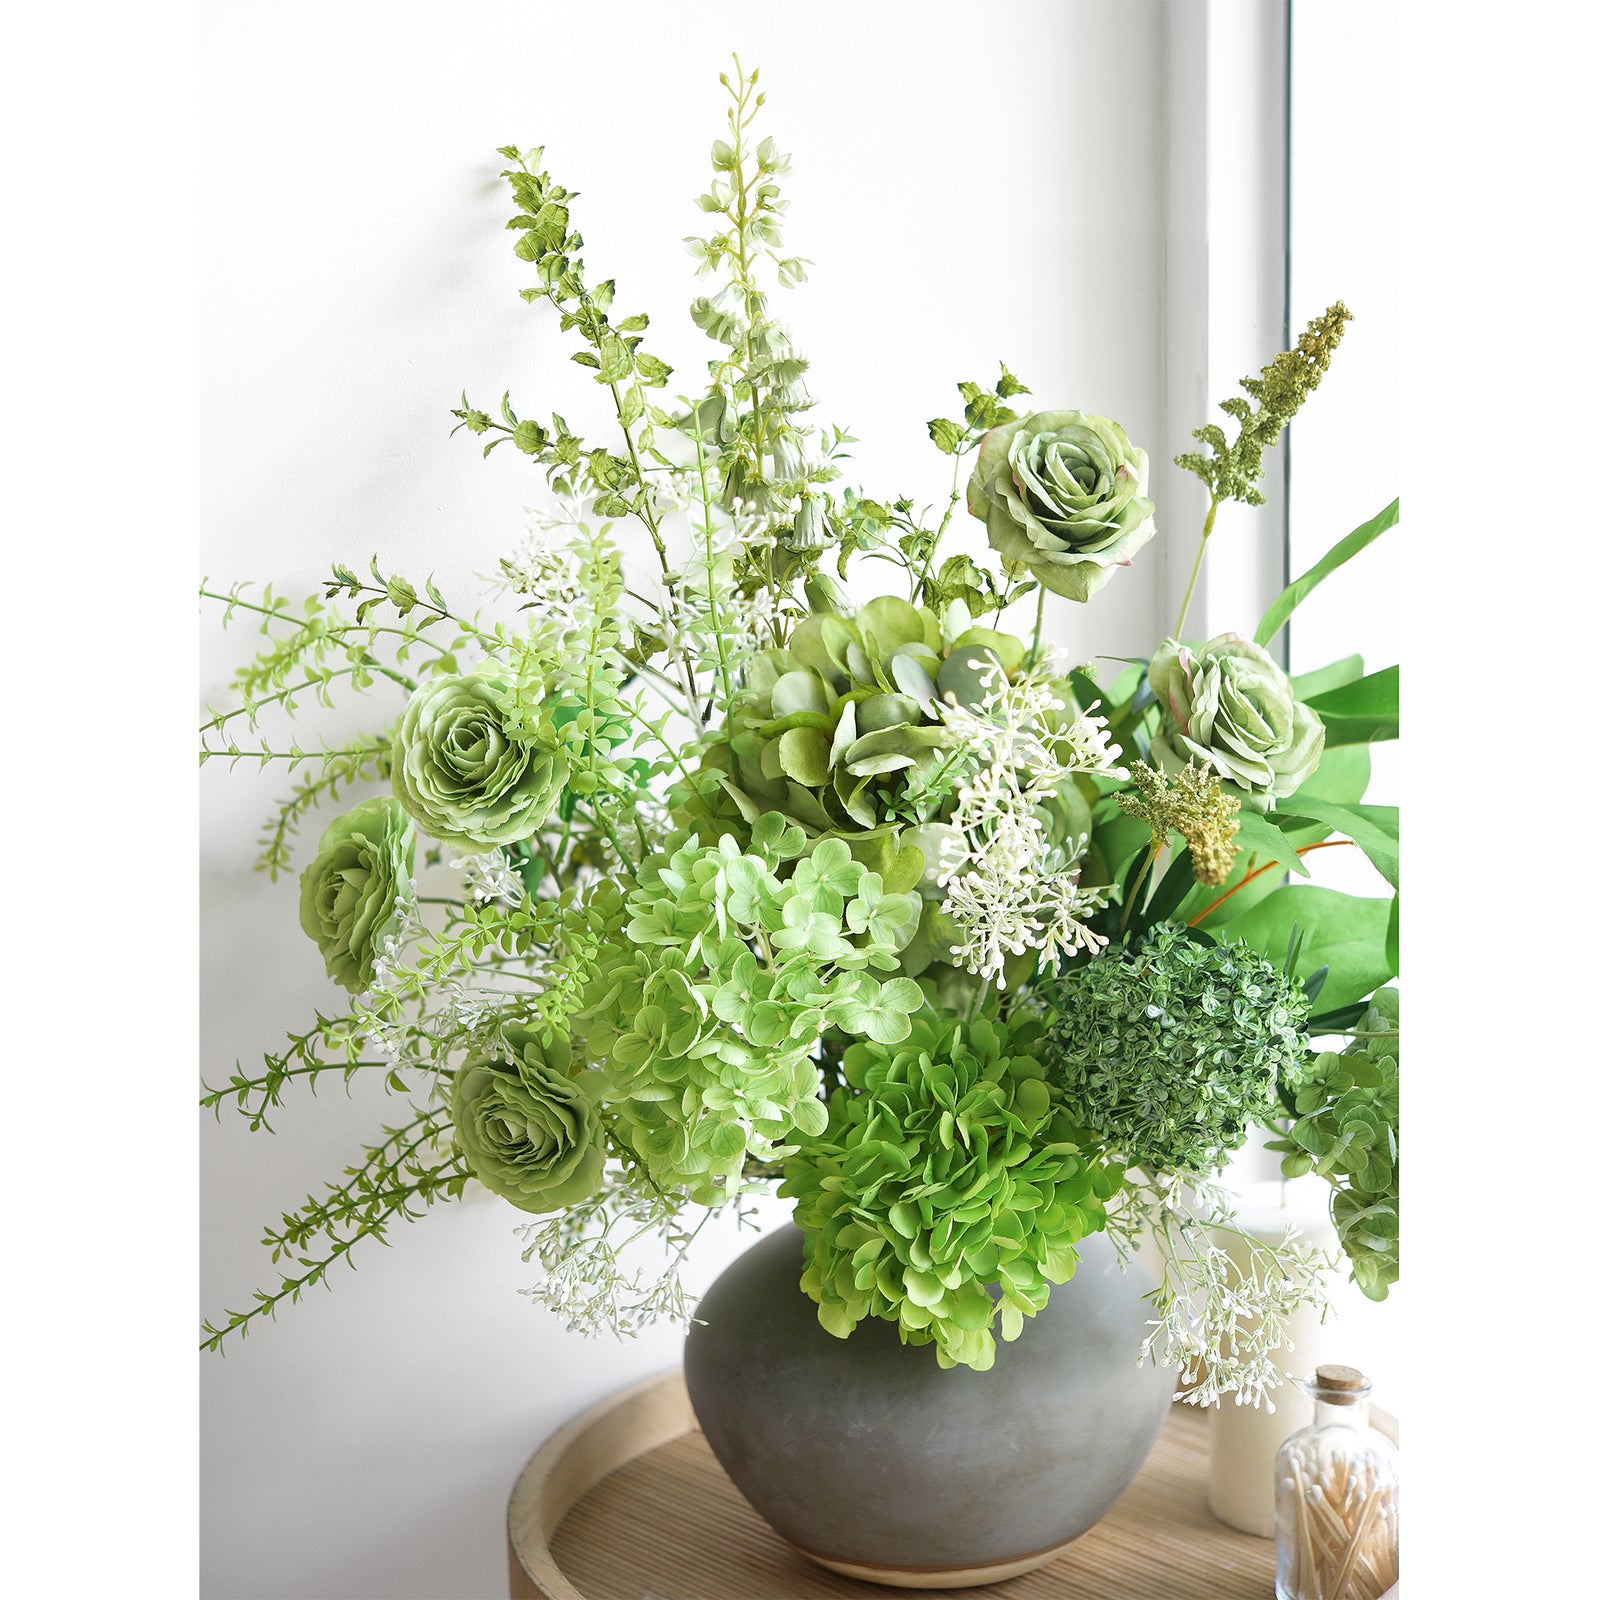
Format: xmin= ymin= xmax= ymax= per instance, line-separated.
xmin=453 ymin=847 xmax=523 ymax=907
xmin=1105 ymin=1175 xmax=1334 ymax=1409
xmin=934 ymin=665 xmax=1126 ymax=988
xmin=494 ymin=501 xmax=594 ymax=635
xmin=515 ymin=1176 xmax=701 ymax=1339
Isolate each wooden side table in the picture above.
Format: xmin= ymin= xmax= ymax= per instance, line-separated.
xmin=508 ymin=1369 xmax=1291 ymax=1599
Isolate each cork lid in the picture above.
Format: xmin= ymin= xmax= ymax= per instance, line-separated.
xmin=1313 ymin=1364 xmax=1369 ymax=1405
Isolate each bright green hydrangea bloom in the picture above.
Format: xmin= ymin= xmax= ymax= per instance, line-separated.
xmin=450 ymin=1024 xmax=604 ymax=1214
xmin=1041 ymin=922 xmax=1309 ymax=1174
xmin=391 ymin=668 xmax=568 ymax=853
xmin=297 ymin=796 xmax=415 ymax=992
xmin=966 ymin=410 xmax=1155 ymax=601
xmin=575 ymin=817 xmax=924 ymax=1206
xmin=781 ymin=1011 xmax=1122 ymax=1371
xmin=1148 ymin=634 xmax=1324 ymax=811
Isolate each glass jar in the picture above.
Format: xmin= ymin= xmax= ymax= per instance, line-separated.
xmin=1273 ymin=1364 xmax=1399 ymax=1600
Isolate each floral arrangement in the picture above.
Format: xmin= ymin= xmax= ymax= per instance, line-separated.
xmin=201 ymin=63 xmax=1399 ymax=1402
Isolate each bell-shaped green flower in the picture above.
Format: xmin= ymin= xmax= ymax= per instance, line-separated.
xmin=297 ymin=796 xmax=415 ymax=992
xmin=1148 ymin=634 xmax=1324 ymax=811
xmin=391 ymin=668 xmax=568 ymax=853
xmin=450 ymin=1025 xmax=604 ymax=1214
xmin=967 ymin=410 xmax=1155 ymax=601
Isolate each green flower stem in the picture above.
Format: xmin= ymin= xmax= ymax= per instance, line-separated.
xmin=1186 ymin=837 xmax=1352 ymax=926
xmin=1171 ymin=491 xmax=1220 ymax=641
xmin=1027 ymin=578 xmax=1048 ymax=666
xmin=201 ymin=737 xmax=392 ymax=765
xmin=693 ymin=427 xmax=735 ymax=715
xmin=579 ymin=802 xmax=639 ymax=874
xmin=910 ymin=449 xmax=972 ymax=604
xmin=1119 ymin=838 xmax=1164 ymax=933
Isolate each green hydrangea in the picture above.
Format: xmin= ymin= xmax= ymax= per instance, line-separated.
xmin=1269 ymin=988 xmax=1399 ymax=1300
xmin=1148 ymin=634 xmax=1324 ymax=812
xmin=391 ymin=667 xmax=568 ymax=853
xmin=1040 ymin=922 xmax=1309 ymax=1174
xmin=297 ymin=796 xmax=415 ymax=992
xmin=450 ymin=1024 xmax=604 ymax=1213
xmin=966 ymin=410 xmax=1155 ymax=601
xmin=780 ymin=1011 xmax=1122 ymax=1371
xmin=575 ymin=816 xmax=925 ymax=1205
xmin=679 ymin=596 xmax=1029 ymax=858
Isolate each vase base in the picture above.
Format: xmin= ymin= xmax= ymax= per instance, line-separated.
xmin=791 ymin=1531 xmax=1085 ymax=1590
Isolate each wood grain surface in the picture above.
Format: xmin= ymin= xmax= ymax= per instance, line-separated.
xmin=512 ymin=1371 xmax=1292 ymax=1599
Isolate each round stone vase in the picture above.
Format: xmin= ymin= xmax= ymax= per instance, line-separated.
xmin=683 ymin=1224 xmax=1171 ymax=1589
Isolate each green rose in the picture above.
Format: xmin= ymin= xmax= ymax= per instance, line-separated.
xmin=391 ymin=669 xmax=568 ymax=853
xmin=297 ymin=796 xmax=415 ymax=992
xmin=1148 ymin=634 xmax=1324 ymax=810
xmin=966 ymin=410 xmax=1155 ymax=601
xmin=450 ymin=1025 xmax=604 ymax=1214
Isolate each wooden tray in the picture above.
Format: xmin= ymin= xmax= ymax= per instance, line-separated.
xmin=508 ymin=1369 xmax=1312 ymax=1600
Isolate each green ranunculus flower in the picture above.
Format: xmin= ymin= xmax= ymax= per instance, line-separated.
xmin=297 ymin=796 xmax=415 ymax=992
xmin=1148 ymin=633 xmax=1324 ymax=811
xmin=391 ymin=669 xmax=568 ymax=853
xmin=966 ymin=410 xmax=1155 ymax=601
xmin=450 ymin=1025 xmax=604 ymax=1214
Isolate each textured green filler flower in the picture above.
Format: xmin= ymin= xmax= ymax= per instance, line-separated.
xmin=781 ymin=1011 xmax=1122 ymax=1371
xmin=1148 ymin=634 xmax=1324 ymax=811
xmin=1041 ymin=922 xmax=1309 ymax=1174
xmin=391 ymin=668 xmax=568 ymax=853
xmin=451 ymin=1025 xmax=603 ymax=1214
xmin=966 ymin=410 xmax=1155 ymax=601
xmin=297 ymin=796 xmax=415 ymax=992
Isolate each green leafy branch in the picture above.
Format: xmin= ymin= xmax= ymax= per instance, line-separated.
xmin=254 ymin=744 xmax=391 ymax=881
xmin=455 ymin=145 xmax=678 ymax=583
xmin=200 ymin=1108 xmax=465 ymax=1353
xmin=919 ymin=363 xmax=1032 ymax=613
xmin=200 ymin=1011 xmax=448 ymax=1131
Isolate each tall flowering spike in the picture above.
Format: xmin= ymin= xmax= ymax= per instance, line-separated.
xmin=1116 ymin=759 xmax=1242 ymax=886
xmin=1175 ymin=302 xmax=1351 ymax=508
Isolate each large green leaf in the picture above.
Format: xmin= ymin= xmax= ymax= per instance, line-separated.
xmin=1255 ymin=499 xmax=1400 ymax=648
xmin=1274 ymin=799 xmax=1399 ymax=889
xmin=1235 ymin=807 xmax=1309 ymax=876
xmin=1303 ymin=665 xmax=1399 ymax=747
xmin=1223 ymin=885 xmax=1397 ymax=1013
xmin=1174 ymin=811 xmax=1332 ymax=928
xmin=1292 ymin=654 xmax=1364 ymax=701
xmin=1295 ymin=743 xmax=1372 ymax=805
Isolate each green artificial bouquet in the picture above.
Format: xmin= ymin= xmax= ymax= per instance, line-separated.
xmin=201 ymin=63 xmax=1399 ymax=1403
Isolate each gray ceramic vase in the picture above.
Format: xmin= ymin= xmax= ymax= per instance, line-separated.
xmin=683 ymin=1223 xmax=1172 ymax=1589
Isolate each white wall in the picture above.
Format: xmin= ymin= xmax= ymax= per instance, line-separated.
xmin=199 ymin=4 xmax=1272 ymax=1596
